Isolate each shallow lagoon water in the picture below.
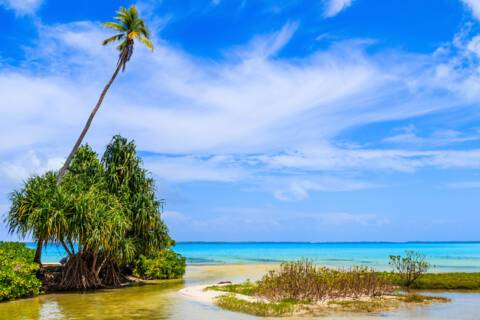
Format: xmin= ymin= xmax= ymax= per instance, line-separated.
xmin=1 ymin=264 xmax=480 ymax=320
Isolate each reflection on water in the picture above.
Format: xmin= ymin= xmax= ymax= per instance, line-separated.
xmin=39 ymin=300 xmax=62 ymax=320
xmin=1 ymin=265 xmax=479 ymax=320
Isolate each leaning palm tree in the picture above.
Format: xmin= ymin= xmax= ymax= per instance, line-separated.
xmin=57 ymin=5 xmax=153 ymax=184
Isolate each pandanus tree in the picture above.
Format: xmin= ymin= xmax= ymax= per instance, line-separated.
xmin=8 ymin=136 xmax=172 ymax=289
xmin=8 ymin=172 xmax=63 ymax=264
xmin=57 ymin=5 xmax=153 ymax=184
xmin=102 ymin=135 xmax=172 ymax=263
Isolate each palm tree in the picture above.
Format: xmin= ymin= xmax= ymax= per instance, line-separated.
xmin=57 ymin=5 xmax=153 ymax=184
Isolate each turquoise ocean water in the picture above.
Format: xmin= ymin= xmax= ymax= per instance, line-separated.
xmin=27 ymin=242 xmax=480 ymax=272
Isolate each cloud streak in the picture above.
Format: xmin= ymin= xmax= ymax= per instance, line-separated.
xmin=164 ymin=207 xmax=389 ymax=241
xmin=462 ymin=0 xmax=480 ymax=20
xmin=0 ymin=0 xmax=42 ymax=15
xmin=324 ymin=0 xmax=354 ymax=18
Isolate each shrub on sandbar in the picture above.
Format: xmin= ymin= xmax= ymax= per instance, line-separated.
xmin=255 ymin=260 xmax=393 ymax=302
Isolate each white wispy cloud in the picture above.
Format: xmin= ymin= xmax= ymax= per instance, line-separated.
xmin=261 ymin=176 xmax=378 ymax=201
xmin=234 ymin=21 xmax=299 ymax=59
xmin=0 ymin=151 xmax=63 ymax=183
xmin=0 ymin=0 xmax=42 ymax=15
xmin=145 ymin=155 xmax=248 ymax=183
xmin=259 ymin=147 xmax=480 ymax=174
xmin=462 ymin=0 xmax=480 ymax=20
xmin=382 ymin=125 xmax=480 ymax=146
xmin=164 ymin=207 xmax=389 ymax=241
xmin=324 ymin=0 xmax=354 ymax=18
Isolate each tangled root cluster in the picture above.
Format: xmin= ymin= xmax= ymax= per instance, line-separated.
xmin=60 ymin=253 xmax=124 ymax=290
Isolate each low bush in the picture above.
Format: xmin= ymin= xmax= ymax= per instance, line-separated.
xmin=389 ymin=251 xmax=429 ymax=288
xmin=0 ymin=242 xmax=42 ymax=301
xmin=133 ymin=249 xmax=186 ymax=280
xmin=255 ymin=260 xmax=393 ymax=302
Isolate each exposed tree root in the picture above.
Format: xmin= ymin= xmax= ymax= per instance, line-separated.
xmin=60 ymin=253 xmax=100 ymax=290
xmin=100 ymin=259 xmax=125 ymax=287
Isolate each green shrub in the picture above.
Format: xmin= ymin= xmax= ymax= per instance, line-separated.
xmin=0 ymin=242 xmax=42 ymax=301
xmin=133 ymin=249 xmax=186 ymax=280
xmin=389 ymin=251 xmax=429 ymax=288
xmin=255 ymin=260 xmax=393 ymax=302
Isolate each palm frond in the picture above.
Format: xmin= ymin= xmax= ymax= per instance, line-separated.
xmin=129 ymin=5 xmax=138 ymax=18
xmin=102 ymin=34 xmax=125 ymax=46
xmin=138 ymin=36 xmax=154 ymax=50
xmin=137 ymin=20 xmax=150 ymax=38
xmin=102 ymin=22 xmax=127 ymax=32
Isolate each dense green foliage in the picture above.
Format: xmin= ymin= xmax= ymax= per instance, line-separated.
xmin=102 ymin=136 xmax=173 ymax=262
xmin=255 ymin=260 xmax=393 ymax=302
xmin=389 ymin=251 xmax=430 ymax=288
xmin=0 ymin=242 xmax=41 ymax=301
xmin=133 ymin=249 xmax=186 ymax=280
xmin=8 ymin=135 xmax=177 ymax=289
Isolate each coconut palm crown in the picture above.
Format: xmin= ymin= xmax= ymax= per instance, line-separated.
xmin=102 ymin=5 xmax=154 ymax=71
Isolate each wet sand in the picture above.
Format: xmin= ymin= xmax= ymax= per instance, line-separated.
xmin=0 ymin=264 xmax=479 ymax=320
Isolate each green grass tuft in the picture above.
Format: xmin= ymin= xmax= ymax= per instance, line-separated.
xmin=327 ymin=298 xmax=399 ymax=313
xmin=206 ymin=281 xmax=257 ymax=296
xmin=215 ymin=294 xmax=295 ymax=317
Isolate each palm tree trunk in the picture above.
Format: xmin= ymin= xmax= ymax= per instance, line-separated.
xmin=34 ymin=239 xmax=43 ymax=264
xmin=57 ymin=62 xmax=123 ymax=184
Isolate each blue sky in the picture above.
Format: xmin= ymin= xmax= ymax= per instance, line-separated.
xmin=1 ymin=0 xmax=480 ymax=242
